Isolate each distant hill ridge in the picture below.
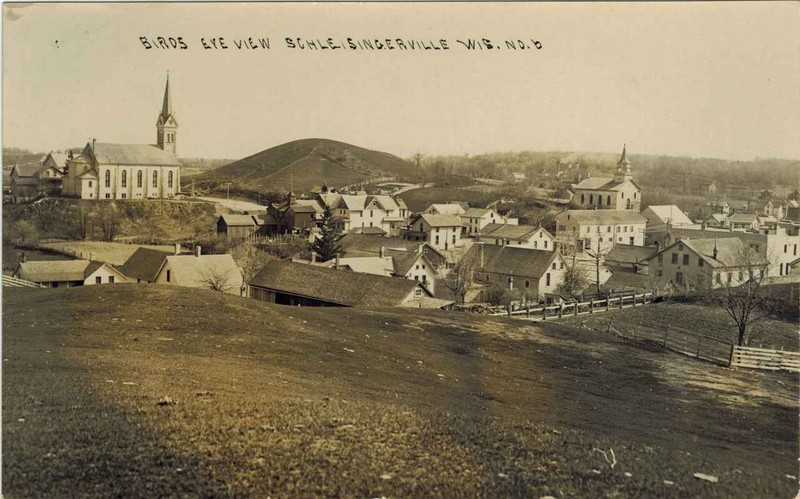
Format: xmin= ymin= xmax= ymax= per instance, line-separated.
xmin=196 ymin=138 xmax=420 ymax=193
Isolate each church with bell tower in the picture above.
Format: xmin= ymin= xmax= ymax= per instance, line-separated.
xmin=156 ymin=73 xmax=178 ymax=155
xmin=62 ymin=74 xmax=183 ymax=200
xmin=569 ymin=144 xmax=642 ymax=211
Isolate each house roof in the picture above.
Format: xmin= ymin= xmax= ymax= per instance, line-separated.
xmin=729 ymin=213 xmax=758 ymax=223
xmin=557 ymin=210 xmax=647 ymax=225
xmin=605 ymin=245 xmax=658 ymax=265
xmin=334 ymin=256 xmax=395 ymax=276
xmin=642 ymin=205 xmax=694 ymax=226
xmin=161 ymin=254 xmax=244 ymax=290
xmin=600 ymin=270 xmax=651 ymax=293
xmin=219 ymin=214 xmax=258 ymax=227
xmin=249 ymin=260 xmax=427 ymax=307
xmin=706 ymin=213 xmax=729 ymax=223
xmin=89 ymin=142 xmax=181 ymax=166
xmin=481 ymin=223 xmax=548 ymax=241
xmin=289 ymin=204 xmax=318 ymax=213
xmin=572 ymin=176 xmax=641 ymax=192
xmin=44 ymin=152 xmax=70 ymax=168
xmin=15 ymin=259 xmax=115 ymax=283
xmin=462 ymin=207 xmax=492 ymax=218
xmin=11 ymin=164 xmax=42 ymax=178
xmin=388 ymin=249 xmax=434 ymax=276
xmin=12 ymin=177 xmax=40 ymax=186
xmin=425 ymin=204 xmax=465 ymax=216
xmin=419 ymin=213 xmax=463 ymax=228
xmin=117 ymin=247 xmax=172 ymax=282
xmin=352 ymin=226 xmax=387 ymax=235
xmin=646 ymin=238 xmax=768 ymax=269
xmin=474 ymin=244 xmax=559 ymax=278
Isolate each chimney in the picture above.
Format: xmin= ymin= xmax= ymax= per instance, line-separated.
xmin=380 ymin=246 xmax=386 ymax=258
xmin=92 ymin=138 xmax=96 ymax=152
xmin=311 ymin=252 xmax=317 ymax=263
xmin=418 ymin=243 xmax=424 ymax=255
xmin=174 ymin=243 xmax=181 ymax=255
xmin=335 ymin=253 xmax=340 ymax=269
xmin=713 ymin=238 xmax=718 ymax=260
xmin=195 ymin=245 xmax=201 ymax=257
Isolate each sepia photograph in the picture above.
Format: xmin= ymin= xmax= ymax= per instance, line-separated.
xmin=2 ymin=2 xmax=799 ymax=496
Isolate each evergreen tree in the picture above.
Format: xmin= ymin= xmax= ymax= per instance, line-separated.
xmin=310 ymin=206 xmax=343 ymax=262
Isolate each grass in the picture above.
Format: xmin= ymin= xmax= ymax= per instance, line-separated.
xmin=558 ymin=301 xmax=800 ymax=351
xmin=400 ymin=187 xmax=498 ymax=213
xmin=3 ymin=285 xmax=798 ymax=497
xmin=37 ymin=241 xmax=174 ymax=265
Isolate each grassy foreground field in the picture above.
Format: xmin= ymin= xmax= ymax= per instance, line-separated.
xmin=3 ymin=285 xmax=798 ymax=497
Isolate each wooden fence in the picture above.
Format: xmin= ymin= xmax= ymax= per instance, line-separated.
xmin=488 ymin=292 xmax=654 ymax=320
xmin=729 ymin=346 xmax=800 ymax=373
xmin=2 ymin=275 xmax=44 ymax=288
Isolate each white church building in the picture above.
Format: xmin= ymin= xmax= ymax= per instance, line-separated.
xmin=62 ymin=76 xmax=181 ymax=200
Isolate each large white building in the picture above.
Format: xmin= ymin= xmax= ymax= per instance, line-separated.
xmin=62 ymin=76 xmax=181 ymax=200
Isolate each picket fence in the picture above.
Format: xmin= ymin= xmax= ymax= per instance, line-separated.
xmin=488 ymin=292 xmax=654 ymax=320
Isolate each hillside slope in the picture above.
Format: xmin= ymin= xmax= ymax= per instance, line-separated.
xmin=194 ymin=138 xmax=420 ymax=193
xmin=3 ymin=285 xmax=797 ymax=497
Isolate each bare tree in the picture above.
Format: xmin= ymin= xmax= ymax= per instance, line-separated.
xmin=200 ymin=267 xmax=233 ymax=293
xmin=557 ymin=253 xmax=589 ymax=299
xmin=706 ymin=245 xmax=772 ymax=346
xmin=439 ymin=246 xmax=480 ymax=304
xmin=585 ymin=239 xmax=611 ymax=295
xmin=98 ymin=203 xmax=120 ymax=242
xmin=228 ymin=241 xmax=273 ymax=283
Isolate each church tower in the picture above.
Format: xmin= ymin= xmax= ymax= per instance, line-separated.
xmin=614 ymin=143 xmax=632 ymax=183
xmin=156 ymin=73 xmax=178 ymax=155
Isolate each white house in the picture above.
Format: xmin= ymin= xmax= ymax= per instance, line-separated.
xmin=461 ymin=208 xmax=517 ymax=235
xmin=404 ymin=213 xmax=463 ymax=251
xmin=423 ymin=203 xmax=466 ymax=216
xmin=480 ymin=223 xmax=555 ymax=251
xmin=14 ymin=260 xmax=128 ymax=288
xmin=318 ymin=193 xmax=408 ymax=234
xmin=153 ymin=247 xmax=244 ymax=295
xmin=555 ymin=209 xmax=647 ymax=252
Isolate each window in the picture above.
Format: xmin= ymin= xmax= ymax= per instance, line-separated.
xmin=167 ymin=171 xmax=173 ymax=188
xmin=678 ymin=243 xmax=684 ymax=251
xmin=137 ymin=170 xmax=143 ymax=187
xmin=544 ymin=241 xmax=548 ymax=249
xmin=95 ymin=276 xmax=102 ymax=284
xmin=109 ymin=276 xmax=114 ymax=284
xmin=534 ymin=241 xmax=538 ymax=249
xmin=656 ymin=269 xmax=663 ymax=277
xmin=607 ymin=195 xmax=611 ymax=205
xmin=779 ymin=263 xmax=784 ymax=275
xmin=121 ymin=170 xmax=127 ymax=187
xmin=552 ymin=262 xmax=556 ymax=270
xmin=546 ymin=273 xmax=551 ymax=286
xmin=682 ymin=254 xmax=689 ymax=265
xmin=671 ymin=253 xmax=678 ymax=264
xmin=785 ymin=244 xmax=788 ymax=253
xmin=589 ymin=194 xmax=594 ymax=204
xmin=698 ymin=258 xmax=704 ymax=267
xmin=558 ymin=224 xmax=566 ymax=231
xmin=152 ymin=171 xmax=158 ymax=188
xmin=104 ymin=170 xmax=110 ymax=188
xmin=422 ymin=275 xmax=427 ymax=283
xmin=676 ymin=272 xmax=684 ymax=285
xmin=435 ymin=236 xmax=440 ymax=245
xmin=422 ymin=264 xmax=425 ymax=270
xmin=624 ymin=226 xmax=628 ymax=233
xmin=88 ymin=181 xmax=93 ymax=187
xmin=598 ymin=196 xmax=603 ymax=206
xmin=738 ymin=271 xmax=743 ymax=282
xmin=121 ymin=194 xmax=126 ymax=199
xmin=105 ymin=193 xmax=111 ymax=199
xmin=727 ymin=273 xmax=732 ymax=284
xmin=452 ymin=234 xmax=456 ymax=244
xmin=166 ymin=270 xmax=171 ymax=282
xmin=586 ymin=227 xmax=590 ymax=234
xmin=581 ymin=194 xmax=585 ymax=204
xmin=370 ymin=210 xmax=374 ymax=217
xmin=607 ymin=226 xmax=611 ymax=233
xmin=560 ymin=262 xmax=564 ymax=269
xmin=657 ymin=255 xmax=663 ymax=264
xmin=525 ymin=280 xmax=530 ymax=288
xmin=716 ymin=273 xmax=722 ymax=284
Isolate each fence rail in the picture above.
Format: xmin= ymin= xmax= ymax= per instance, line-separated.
xmin=488 ymin=292 xmax=654 ymax=321
xmin=2 ymin=275 xmax=44 ymax=288
xmin=730 ymin=346 xmax=800 ymax=373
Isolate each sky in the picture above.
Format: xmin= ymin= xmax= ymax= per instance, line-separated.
xmin=3 ymin=2 xmax=799 ymax=161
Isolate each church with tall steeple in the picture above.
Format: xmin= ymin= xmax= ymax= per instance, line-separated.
xmin=62 ymin=75 xmax=182 ymax=200
xmin=569 ymin=144 xmax=641 ymax=211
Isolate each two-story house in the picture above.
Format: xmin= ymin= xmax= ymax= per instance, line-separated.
xmin=403 ymin=214 xmax=463 ymax=251
xmin=471 ymin=244 xmax=566 ymax=303
xmin=480 ymin=223 xmax=555 ymax=251
xmin=555 ymin=209 xmax=647 ymax=253
xmin=644 ymin=238 xmax=769 ymax=290
xmin=570 ymin=145 xmax=641 ymax=211
xmin=461 ymin=208 xmax=518 ymax=236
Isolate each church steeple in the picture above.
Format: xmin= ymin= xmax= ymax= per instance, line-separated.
xmin=615 ymin=143 xmax=632 ymax=182
xmin=156 ymin=73 xmax=178 ymax=155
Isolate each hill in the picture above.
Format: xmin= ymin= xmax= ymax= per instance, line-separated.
xmin=3 ymin=285 xmax=796 ymax=496
xmin=193 ymin=138 xmax=421 ymax=194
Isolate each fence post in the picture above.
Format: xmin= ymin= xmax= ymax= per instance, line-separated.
xmin=632 ymin=293 xmax=637 ymax=307
xmin=606 ymin=296 xmax=610 ymax=312
xmin=558 ymin=302 xmax=564 ymax=318
xmin=526 ymin=305 xmax=530 ymax=318
xmin=542 ymin=304 xmax=547 ymax=321
xmin=728 ymin=344 xmax=735 ymax=367
xmin=574 ymin=301 xmax=579 ymax=316
xmin=589 ymin=300 xmax=594 ymax=314
xmin=507 ymin=304 xmax=511 ymax=318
